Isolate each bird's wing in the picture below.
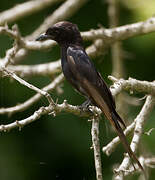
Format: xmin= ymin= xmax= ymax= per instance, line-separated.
xmin=67 ymin=46 xmax=116 ymax=110
xmin=67 ymin=46 xmax=127 ymax=128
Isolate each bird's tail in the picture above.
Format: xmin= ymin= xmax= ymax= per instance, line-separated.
xmin=78 ymin=78 xmax=145 ymax=175
xmin=110 ymin=110 xmax=144 ymax=172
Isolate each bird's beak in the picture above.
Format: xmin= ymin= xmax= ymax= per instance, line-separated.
xmin=35 ymin=33 xmax=52 ymax=41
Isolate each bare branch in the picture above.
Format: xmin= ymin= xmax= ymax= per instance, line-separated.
xmin=1 ymin=67 xmax=54 ymax=106
xmin=82 ymin=17 xmax=155 ymax=42
xmin=109 ymin=76 xmax=155 ymax=96
xmin=0 ymin=24 xmax=21 ymax=40
xmin=0 ymin=0 xmax=63 ymax=25
xmin=91 ymin=117 xmax=103 ymax=180
xmin=8 ymin=60 xmax=61 ymax=77
xmin=0 ymin=73 xmax=64 ymax=115
xmin=144 ymin=128 xmax=155 ymax=136
xmin=0 ymin=105 xmax=52 ymax=132
xmin=0 ymin=24 xmax=56 ymax=51
xmin=85 ymin=17 xmax=155 ymax=57
xmin=0 ymin=100 xmax=101 ymax=132
xmin=0 ymin=25 xmax=22 ymax=66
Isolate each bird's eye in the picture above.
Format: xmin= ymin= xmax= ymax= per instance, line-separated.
xmin=53 ymin=29 xmax=59 ymax=34
xmin=46 ymin=28 xmax=51 ymax=35
xmin=46 ymin=28 xmax=59 ymax=36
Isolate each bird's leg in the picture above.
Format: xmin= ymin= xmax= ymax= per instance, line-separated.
xmin=78 ymin=99 xmax=93 ymax=113
xmin=80 ymin=99 xmax=92 ymax=108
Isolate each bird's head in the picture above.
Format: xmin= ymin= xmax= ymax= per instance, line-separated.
xmin=36 ymin=21 xmax=83 ymax=46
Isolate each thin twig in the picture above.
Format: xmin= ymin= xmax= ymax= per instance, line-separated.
xmin=0 ymin=73 xmax=64 ymax=115
xmin=1 ymin=67 xmax=54 ymax=106
xmin=0 ymin=105 xmax=52 ymax=132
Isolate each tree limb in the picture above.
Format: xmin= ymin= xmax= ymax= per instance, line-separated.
xmin=91 ymin=117 xmax=103 ymax=180
xmin=0 ymin=0 xmax=63 ymax=25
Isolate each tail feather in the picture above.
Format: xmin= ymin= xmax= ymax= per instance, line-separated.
xmin=112 ymin=109 xmax=126 ymax=129
xmin=111 ymin=111 xmax=144 ymax=172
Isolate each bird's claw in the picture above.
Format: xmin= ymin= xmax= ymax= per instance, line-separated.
xmin=78 ymin=99 xmax=93 ymax=114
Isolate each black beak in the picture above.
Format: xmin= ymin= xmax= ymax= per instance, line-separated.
xmin=36 ymin=33 xmax=52 ymax=41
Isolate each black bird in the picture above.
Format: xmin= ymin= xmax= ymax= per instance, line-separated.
xmin=36 ymin=21 xmax=143 ymax=171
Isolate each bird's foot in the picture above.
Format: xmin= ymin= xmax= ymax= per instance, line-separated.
xmin=78 ymin=99 xmax=92 ymax=114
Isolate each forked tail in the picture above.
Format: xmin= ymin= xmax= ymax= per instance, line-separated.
xmin=111 ymin=111 xmax=146 ymax=176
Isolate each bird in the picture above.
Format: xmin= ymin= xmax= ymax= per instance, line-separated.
xmin=36 ymin=21 xmax=144 ymax=172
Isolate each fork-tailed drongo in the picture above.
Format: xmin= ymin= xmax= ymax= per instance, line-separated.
xmin=36 ymin=21 xmax=144 ymax=172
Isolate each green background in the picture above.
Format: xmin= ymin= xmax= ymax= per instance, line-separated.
xmin=0 ymin=0 xmax=155 ymax=179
